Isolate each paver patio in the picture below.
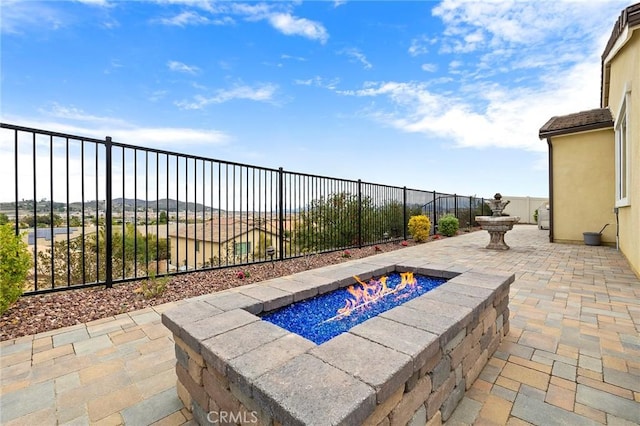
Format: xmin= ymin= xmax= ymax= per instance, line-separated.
xmin=1 ymin=225 xmax=639 ymax=425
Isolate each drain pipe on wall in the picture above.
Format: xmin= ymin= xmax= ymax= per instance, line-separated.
xmin=546 ymin=138 xmax=554 ymax=243
xmin=614 ymin=207 xmax=620 ymax=250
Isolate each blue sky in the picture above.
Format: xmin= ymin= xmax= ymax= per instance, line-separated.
xmin=0 ymin=0 xmax=631 ymax=200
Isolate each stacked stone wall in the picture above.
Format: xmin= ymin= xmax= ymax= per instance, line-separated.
xmin=163 ymin=266 xmax=513 ymax=426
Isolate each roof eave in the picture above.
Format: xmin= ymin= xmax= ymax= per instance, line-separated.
xmin=538 ymin=121 xmax=614 ymax=139
xmin=600 ymin=3 xmax=640 ymax=107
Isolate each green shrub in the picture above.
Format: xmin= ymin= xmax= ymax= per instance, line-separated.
xmin=135 ymin=270 xmax=168 ymax=299
xmin=438 ymin=214 xmax=459 ymax=237
xmin=408 ymin=215 xmax=431 ymax=243
xmin=0 ymin=224 xmax=31 ymax=314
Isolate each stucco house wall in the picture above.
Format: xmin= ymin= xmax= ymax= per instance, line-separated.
xmin=550 ymin=129 xmax=616 ymax=245
xmin=170 ymin=228 xmax=278 ymax=270
xmin=604 ymin=25 xmax=639 ymax=275
xmin=540 ymin=3 xmax=639 ymax=277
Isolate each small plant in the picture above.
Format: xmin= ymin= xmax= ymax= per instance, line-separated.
xmin=374 ymin=245 xmax=382 ymax=252
xmin=0 ymin=224 xmax=31 ymax=314
xmin=533 ymin=209 xmax=539 ymax=223
xmin=408 ymin=215 xmax=431 ymax=243
xmin=301 ymin=248 xmax=313 ymax=269
xmin=342 ymin=250 xmax=351 ymax=258
xmin=401 ymin=240 xmax=408 ymax=247
xmin=237 ymin=270 xmax=250 ymax=279
xmin=135 ymin=271 xmax=168 ymax=299
xmin=438 ymin=214 xmax=459 ymax=237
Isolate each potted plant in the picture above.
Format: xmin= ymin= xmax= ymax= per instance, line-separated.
xmin=583 ymin=224 xmax=609 ymax=246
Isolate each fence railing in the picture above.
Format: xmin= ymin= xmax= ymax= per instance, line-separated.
xmin=1 ymin=123 xmax=489 ymax=295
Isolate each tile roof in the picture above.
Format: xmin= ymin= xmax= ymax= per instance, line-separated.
xmin=538 ymin=108 xmax=613 ymax=139
xmin=167 ymin=218 xmax=278 ymax=243
xmin=602 ymin=2 xmax=640 ymax=62
xmin=601 ymin=3 xmax=640 ymax=106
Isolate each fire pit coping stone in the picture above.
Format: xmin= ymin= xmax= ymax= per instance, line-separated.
xmin=162 ymin=260 xmax=514 ymax=426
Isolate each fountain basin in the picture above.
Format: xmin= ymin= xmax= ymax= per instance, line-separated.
xmin=476 ymin=216 xmax=520 ymax=250
xmin=162 ymin=262 xmax=513 ymax=425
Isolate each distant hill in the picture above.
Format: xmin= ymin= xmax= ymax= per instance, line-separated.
xmin=0 ymin=198 xmax=224 ymax=213
xmin=0 ymin=199 xmax=69 ymax=213
xmin=111 ymin=198 xmax=220 ymax=213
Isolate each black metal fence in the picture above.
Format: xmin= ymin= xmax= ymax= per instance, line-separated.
xmin=0 ymin=123 xmax=490 ymax=295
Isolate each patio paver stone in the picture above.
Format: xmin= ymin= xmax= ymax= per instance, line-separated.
xmin=1 ymin=226 xmax=639 ymax=425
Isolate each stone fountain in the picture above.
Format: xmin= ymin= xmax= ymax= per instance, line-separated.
xmin=475 ymin=193 xmax=520 ymax=250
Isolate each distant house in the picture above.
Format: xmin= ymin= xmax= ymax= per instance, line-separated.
xmin=539 ymin=3 xmax=639 ymax=277
xmin=27 ymin=227 xmax=78 ymax=245
xmin=167 ymin=218 xmax=280 ymax=269
xmin=24 ymin=227 xmax=95 ymax=254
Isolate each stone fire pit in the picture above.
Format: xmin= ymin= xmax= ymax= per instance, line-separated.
xmin=162 ymin=261 xmax=513 ymax=425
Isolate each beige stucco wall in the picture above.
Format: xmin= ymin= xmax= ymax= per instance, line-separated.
xmin=501 ymin=196 xmax=549 ymax=224
xmin=170 ymin=229 xmax=277 ymax=269
xmin=605 ymin=28 xmax=639 ymax=276
xmin=551 ymin=129 xmax=616 ymax=245
xmin=170 ymin=237 xmax=222 ymax=269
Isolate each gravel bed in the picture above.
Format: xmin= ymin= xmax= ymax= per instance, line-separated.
xmin=0 ymin=239 xmax=445 ymax=341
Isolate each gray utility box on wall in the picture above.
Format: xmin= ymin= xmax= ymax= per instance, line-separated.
xmin=537 ymin=203 xmax=550 ymax=230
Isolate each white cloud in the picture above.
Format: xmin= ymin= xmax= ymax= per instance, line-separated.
xmin=148 ymin=90 xmax=168 ymax=102
xmin=211 ymin=16 xmax=235 ymax=26
xmin=75 ymin=0 xmax=111 ymax=7
xmin=434 ymin=1 xmax=553 ymax=49
xmin=25 ymin=105 xmax=229 ymax=147
xmin=408 ymin=35 xmax=436 ymax=57
xmin=294 ymin=76 xmax=340 ymax=90
xmin=167 ymin=60 xmax=201 ymax=75
xmin=421 ymin=63 xmax=437 ymax=72
xmin=227 ymin=2 xmax=273 ymax=20
xmin=23 ymin=107 xmax=229 ymax=148
xmin=342 ymin=0 xmax=628 ymax=156
xmin=339 ymin=48 xmax=372 ymax=70
xmin=43 ymin=103 xmax=129 ymax=127
xmin=1 ymin=1 xmax=65 ymax=34
xmin=448 ymin=60 xmax=462 ymax=71
xmin=268 ymin=13 xmax=328 ymax=44
xmin=176 ymin=83 xmax=278 ymax=109
xmin=159 ymin=11 xmax=207 ymax=26
xmin=111 ymin=127 xmax=229 ymax=146
xmin=153 ymin=0 xmax=218 ymax=13
xmin=153 ymin=2 xmax=328 ymax=43
xmin=281 ymin=54 xmax=307 ymax=62
xmin=102 ymin=19 xmax=119 ymax=29
xmin=432 ymin=0 xmax=627 ymax=62
xmin=0 ymin=116 xmax=230 ymax=202
xmin=340 ymin=46 xmax=604 ymax=153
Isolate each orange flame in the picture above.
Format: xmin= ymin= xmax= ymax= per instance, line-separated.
xmin=335 ymin=272 xmax=416 ymax=318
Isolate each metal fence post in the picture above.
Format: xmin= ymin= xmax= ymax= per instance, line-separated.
xmin=278 ymin=167 xmax=284 ymax=261
xmin=105 ymin=136 xmax=113 ymax=289
xmin=432 ymin=190 xmax=437 ymax=234
xmin=357 ymin=179 xmax=362 ymax=247
xmin=454 ymin=193 xmax=458 ymax=220
xmin=403 ymin=186 xmax=407 ymax=241
xmin=13 ymin=129 xmax=19 ymax=236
